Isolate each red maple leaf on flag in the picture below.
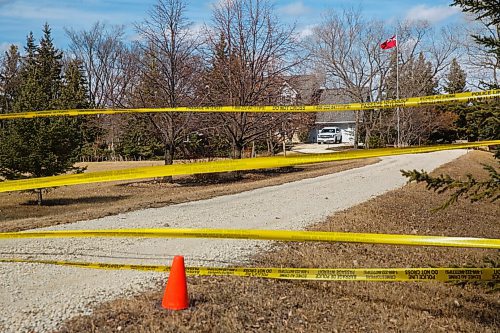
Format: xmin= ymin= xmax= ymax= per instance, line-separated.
xmin=381 ymin=35 xmax=397 ymax=50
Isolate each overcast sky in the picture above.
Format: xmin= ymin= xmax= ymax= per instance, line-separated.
xmin=0 ymin=0 xmax=465 ymax=53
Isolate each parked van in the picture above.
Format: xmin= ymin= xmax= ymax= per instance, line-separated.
xmin=317 ymin=127 xmax=342 ymax=144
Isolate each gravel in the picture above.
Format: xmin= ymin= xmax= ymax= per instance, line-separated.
xmin=0 ymin=150 xmax=467 ymax=333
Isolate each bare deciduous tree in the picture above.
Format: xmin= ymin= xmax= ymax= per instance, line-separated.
xmin=135 ymin=0 xmax=200 ymax=173
xmin=308 ymin=8 xmax=390 ymax=148
xmin=65 ymin=22 xmax=135 ymax=108
xmin=65 ymin=22 xmax=139 ymax=160
xmin=310 ymin=10 xmax=464 ymax=147
xmin=461 ymin=19 xmax=500 ymax=88
xmin=204 ymin=0 xmax=302 ymax=159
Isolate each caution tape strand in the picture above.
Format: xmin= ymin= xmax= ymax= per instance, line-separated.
xmin=0 ymin=258 xmax=497 ymax=282
xmin=1 ymin=228 xmax=499 ymax=249
xmin=0 ymin=89 xmax=499 ymax=119
xmin=0 ymin=141 xmax=498 ymax=193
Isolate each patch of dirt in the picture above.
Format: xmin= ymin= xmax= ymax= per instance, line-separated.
xmin=0 ymin=158 xmax=378 ymax=232
xmin=57 ymin=150 xmax=500 ymax=333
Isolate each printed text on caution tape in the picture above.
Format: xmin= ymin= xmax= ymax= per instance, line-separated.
xmin=0 ymin=89 xmax=498 ymax=119
xmin=0 ymin=258 xmax=498 ymax=282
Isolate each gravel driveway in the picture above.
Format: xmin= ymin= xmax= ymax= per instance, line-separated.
xmin=0 ymin=150 xmax=466 ymax=332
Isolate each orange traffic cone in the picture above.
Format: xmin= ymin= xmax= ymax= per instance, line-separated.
xmin=162 ymin=255 xmax=189 ymax=310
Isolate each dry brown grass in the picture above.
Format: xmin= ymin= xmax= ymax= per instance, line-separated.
xmin=57 ymin=150 xmax=500 ymax=333
xmin=0 ymin=158 xmax=377 ymax=232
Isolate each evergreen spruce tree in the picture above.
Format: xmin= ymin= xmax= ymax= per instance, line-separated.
xmin=0 ymin=45 xmax=21 ymax=115
xmin=116 ymin=117 xmax=162 ymax=160
xmin=60 ymin=59 xmax=106 ymax=162
xmin=451 ymin=1 xmax=499 ymax=141
xmin=465 ymin=101 xmax=500 ymax=141
xmin=384 ymin=52 xmax=441 ymax=145
xmin=127 ymin=46 xmax=168 ymax=162
xmin=38 ymin=23 xmax=63 ymax=109
xmin=205 ymin=33 xmax=231 ymax=106
xmin=404 ymin=2 xmax=499 ymax=208
xmin=384 ymin=50 xmax=398 ymax=99
xmin=60 ymin=59 xmax=89 ymax=109
xmin=15 ymin=32 xmax=44 ymax=112
xmin=0 ymin=25 xmax=87 ymax=205
xmin=444 ymin=58 xmax=467 ymax=94
xmin=414 ymin=53 xmax=438 ymax=95
xmin=442 ymin=58 xmax=470 ymax=140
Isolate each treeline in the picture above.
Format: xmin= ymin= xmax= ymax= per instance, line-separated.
xmin=0 ymin=0 xmax=499 ymax=168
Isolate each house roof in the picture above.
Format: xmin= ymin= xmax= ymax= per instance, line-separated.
xmin=282 ymin=74 xmax=324 ymax=105
xmin=316 ymin=89 xmax=356 ymax=124
xmin=315 ymin=111 xmax=356 ymax=124
xmin=282 ymin=76 xmax=362 ymax=124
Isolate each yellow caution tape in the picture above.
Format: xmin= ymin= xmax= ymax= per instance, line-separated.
xmin=0 ymin=89 xmax=499 ymax=119
xmin=0 ymin=141 xmax=498 ymax=193
xmin=1 ymin=228 xmax=499 ymax=249
xmin=0 ymin=258 xmax=497 ymax=282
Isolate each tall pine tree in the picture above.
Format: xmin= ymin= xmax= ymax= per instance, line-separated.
xmin=60 ymin=59 xmax=89 ymax=109
xmin=441 ymin=58 xmax=471 ymax=140
xmin=384 ymin=52 xmax=443 ymax=145
xmin=0 ymin=24 xmax=88 ymax=205
xmin=0 ymin=45 xmax=21 ymax=115
xmin=403 ymin=1 xmax=499 ymax=208
xmin=444 ymin=58 xmax=467 ymax=94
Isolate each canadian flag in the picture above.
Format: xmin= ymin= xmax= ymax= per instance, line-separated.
xmin=380 ymin=35 xmax=397 ymax=50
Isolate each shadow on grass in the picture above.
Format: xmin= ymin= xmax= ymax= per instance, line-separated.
xmin=21 ymin=195 xmax=131 ymax=207
xmin=176 ymin=167 xmax=306 ymax=187
xmin=251 ymin=166 xmax=305 ymax=174
xmin=115 ymin=167 xmax=306 ymax=188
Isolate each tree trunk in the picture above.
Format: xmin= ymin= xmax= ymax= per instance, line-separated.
xmin=354 ymin=111 xmax=359 ymax=149
xmin=163 ymin=144 xmax=175 ymax=183
xmin=365 ymin=126 xmax=371 ymax=149
xmin=229 ymin=142 xmax=244 ymax=180
xmin=365 ymin=110 xmax=374 ymax=149
xmin=267 ymin=133 xmax=272 ymax=155
xmin=233 ymin=143 xmax=243 ymax=159
xmin=37 ymin=189 xmax=43 ymax=206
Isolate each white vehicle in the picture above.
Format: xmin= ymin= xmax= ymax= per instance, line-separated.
xmin=317 ymin=127 xmax=342 ymax=144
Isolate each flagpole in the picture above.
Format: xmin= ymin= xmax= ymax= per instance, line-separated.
xmin=396 ymin=33 xmax=400 ymax=147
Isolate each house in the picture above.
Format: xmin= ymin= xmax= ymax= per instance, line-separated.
xmin=279 ymin=76 xmax=364 ymax=144
xmin=312 ymin=89 xmax=357 ymax=144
